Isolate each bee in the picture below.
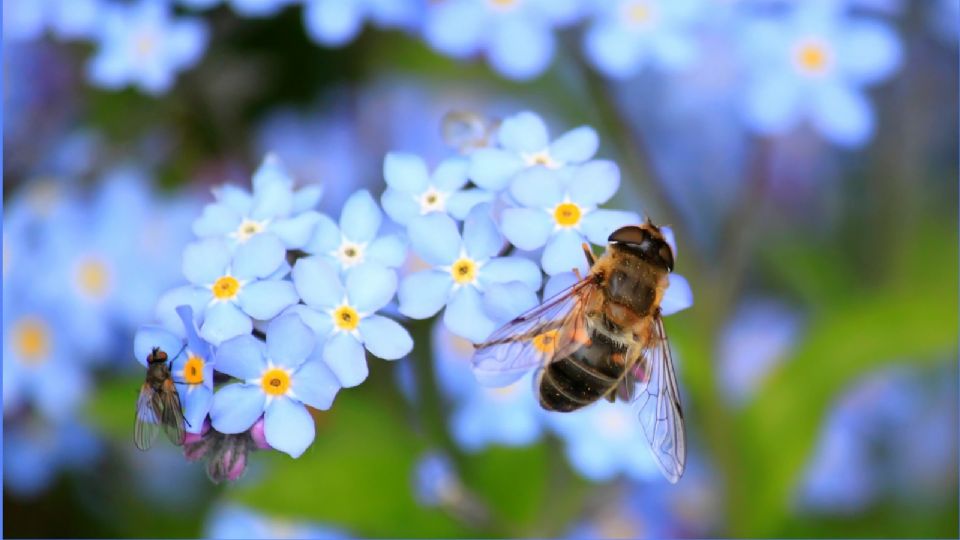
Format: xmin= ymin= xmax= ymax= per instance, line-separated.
xmin=135 ymin=346 xmax=188 ymax=451
xmin=473 ymin=220 xmax=686 ymax=482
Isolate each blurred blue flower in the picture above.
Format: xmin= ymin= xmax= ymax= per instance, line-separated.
xmin=210 ymin=314 xmax=341 ymax=458
xmin=423 ymin=0 xmax=582 ymax=80
xmin=193 ymin=155 xmax=324 ymax=251
xmin=87 ymin=0 xmax=208 ymax=95
xmin=381 ymin=153 xmax=493 ymax=226
xmin=468 ymin=111 xmax=599 ymax=192
xmin=303 ymin=0 xmax=419 ymax=46
xmin=303 ymin=190 xmax=407 ymax=273
xmin=500 ymin=162 xmax=640 ymax=275
xmin=3 ymin=0 xmax=101 ymax=41
xmin=398 ymin=207 xmax=542 ymax=343
xmin=738 ymin=2 xmax=902 ymax=147
xmin=582 ymin=0 xmax=703 ymax=79
xmin=3 ymin=419 xmax=101 ymax=498
xmin=180 ymin=235 xmax=298 ymax=345
xmin=413 ymin=451 xmax=462 ymax=507
xmin=179 ymin=0 xmax=295 ymax=17
xmin=205 ymin=504 xmax=349 ymax=539
xmin=287 ymin=259 xmax=412 ymax=387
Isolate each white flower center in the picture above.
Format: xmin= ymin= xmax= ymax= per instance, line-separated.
xmin=522 ymin=149 xmax=562 ymax=169
xmin=232 ymin=218 xmax=268 ymax=243
xmin=418 ymin=187 xmax=448 ymax=215
xmin=334 ymin=240 xmax=366 ymax=269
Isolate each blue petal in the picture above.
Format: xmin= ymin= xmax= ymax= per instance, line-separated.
xmin=303 ymin=0 xmax=363 ymax=46
xmin=264 ymin=397 xmax=315 ymax=458
xmin=232 ymin=233 xmax=286 ymax=280
xmin=580 ymin=209 xmax=641 ymax=246
xmin=398 ymin=270 xmax=453 ymax=319
xmin=447 ymin=189 xmax=495 ymax=220
xmin=210 ymin=384 xmax=265 ymax=434
xmin=193 ymin=202 xmax=241 ymax=238
xmin=200 ymin=302 xmax=253 ymax=346
xmin=482 ymin=282 xmax=539 ymax=323
xmin=541 ymin=230 xmax=586 ymax=276
xmin=283 ymin=305 xmax=334 ymax=338
xmin=291 ymin=359 xmax=340 ymax=410
xmin=215 ymin=334 xmax=267 ymax=380
xmin=367 ymin=234 xmax=407 ymax=268
xmin=432 ymin=157 xmax=470 ymax=191
xmin=549 ymin=126 xmax=599 ymax=165
xmin=250 ymin=170 xmax=294 ymax=222
xmin=179 ymin=386 xmax=213 ymax=434
xmin=383 ymin=152 xmax=430 ymax=193
xmin=443 ymin=286 xmax=497 ymax=343
xmin=743 ymin=74 xmax=803 ymax=135
xmin=271 ymin=211 xmax=323 ymax=249
xmin=134 ymin=325 xmax=183 ymax=367
xmin=408 ymin=213 xmax=461 ymax=266
xmin=468 ymin=148 xmax=525 ymax=192
xmin=478 ymin=257 xmax=542 ymax=291
xmin=303 ymin=213 xmax=341 ymax=255
xmin=252 ymin=154 xmax=294 ymax=191
xmin=423 ymin=0 xmax=485 ymax=57
xmin=176 ymin=305 xmax=210 ymax=361
xmin=462 ymin=205 xmax=502 ymax=261
xmin=661 ymin=274 xmax=694 ymax=316
xmin=155 ymin=286 xmax=209 ymax=334
xmin=182 ymin=239 xmax=230 ymax=285
xmin=661 ymin=225 xmax=677 ymax=259
xmin=267 ymin=314 xmax=316 ymax=369
xmin=340 ymin=190 xmax=382 ymax=244
xmin=293 ymin=184 xmax=324 ymax=213
xmin=358 ymin=315 xmax=413 ymax=360
xmin=497 ymin=111 xmax=549 ymax=153
xmin=381 ymin=188 xmax=419 ymax=226
xmin=488 ymin=16 xmax=554 ymax=80
xmin=836 ymin=20 xmax=902 ymax=85
xmin=543 ymin=271 xmax=582 ymax=300
xmin=501 ymin=208 xmax=553 ymax=250
xmin=583 ymin=22 xmax=645 ymax=79
xmin=510 ymin=168 xmax=564 ymax=208
xmin=237 ymin=280 xmax=299 ymax=320
xmin=809 ymin=82 xmax=873 ymax=148
xmin=345 ymin=263 xmax=397 ymax=313
xmin=213 ymin=183 xmax=253 ymax=215
xmin=292 ymin=256 xmax=344 ymax=309
xmin=34 ymin=363 xmax=89 ymax=423
xmin=568 ymin=161 xmax=619 ymax=207
xmin=323 ymin=332 xmax=369 ymax=387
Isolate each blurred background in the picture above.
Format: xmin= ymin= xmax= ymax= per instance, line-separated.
xmin=2 ymin=0 xmax=957 ymax=537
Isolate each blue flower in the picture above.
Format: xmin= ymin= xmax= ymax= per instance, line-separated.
xmin=303 ymin=0 xmax=419 ymax=47
xmin=582 ymin=0 xmax=703 ymax=79
xmin=382 ymin=153 xmax=494 ymax=226
xmin=287 ymin=259 xmax=413 ymax=387
xmin=209 ymin=314 xmax=341 ymax=458
xmin=468 ymin=111 xmax=599 ymax=192
xmin=193 ymin=155 xmax=324 ymax=251
xmin=205 ymin=504 xmax=349 ymax=539
xmin=302 ymin=190 xmax=407 ymax=273
xmin=180 ymin=235 xmax=298 ymax=345
xmin=499 ymin=162 xmax=640 ymax=275
xmin=178 ymin=0 xmax=295 ymax=17
xmin=423 ymin=0 xmax=582 ymax=80
xmin=738 ymin=3 xmax=902 ymax=147
xmin=398 ymin=206 xmax=542 ymax=343
xmin=3 ymin=419 xmax=101 ymax=498
xmin=412 ymin=451 xmax=463 ymax=507
xmin=87 ymin=0 xmax=208 ymax=95
xmin=3 ymin=0 xmax=102 ymax=41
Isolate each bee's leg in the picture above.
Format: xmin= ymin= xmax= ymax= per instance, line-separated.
xmin=581 ymin=243 xmax=596 ymax=268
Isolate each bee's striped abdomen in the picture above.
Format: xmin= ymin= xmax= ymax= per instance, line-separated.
xmin=538 ymin=329 xmax=629 ymax=412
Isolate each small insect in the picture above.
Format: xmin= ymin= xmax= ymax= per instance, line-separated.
xmin=135 ymin=346 xmax=188 ymax=451
xmin=473 ymin=220 xmax=686 ymax=482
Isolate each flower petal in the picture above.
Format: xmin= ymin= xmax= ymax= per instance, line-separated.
xmin=182 ymin=238 xmax=230 ymax=285
xmin=432 ymin=157 xmax=470 ymax=191
xmin=340 ymin=190 xmax=382 ymax=244
xmin=210 ymin=384 xmax=265 ymax=434
xmin=283 ymin=304 xmax=334 ymax=338
xmin=264 ymin=397 xmax=315 ymax=458
xmin=200 ymin=302 xmax=253 ymax=346
xmin=179 ymin=386 xmax=213 ymax=434
xmin=488 ymin=16 xmax=554 ymax=80
xmin=155 ymin=286 xmax=209 ymax=334
xmin=367 ymin=234 xmax=408 ymax=268
xmin=292 ymin=256 xmax=344 ymax=309
xmin=215 ymin=334 xmax=267 ymax=380
xmin=661 ymin=274 xmax=694 ymax=316
xmin=447 ymin=189 xmax=495 ymax=220
xmin=232 ymin=233 xmax=285 ymax=280
xmin=323 ymin=332 xmax=369 ymax=387
xmin=549 ymin=126 xmax=598 ymax=164
xmin=478 ymin=257 xmax=542 ymax=291
xmin=541 ymin=229 xmax=586 ymax=276
xmin=501 ymin=208 xmax=553 ymax=250
xmin=468 ymin=148 xmax=525 ymax=192
xmin=482 ymin=282 xmax=539 ymax=323
xmin=498 ymin=111 xmax=549 ymax=153
xmin=267 ymin=314 xmax=316 ymax=369
xmin=381 ymin=188 xmax=419 ymax=226
xmin=133 ymin=326 xmax=183 ymax=367
xmin=346 ymin=263 xmax=397 ymax=313
xmin=193 ymin=202 xmax=241 ymax=238
xmin=270 ymin=211 xmax=323 ymax=249
xmin=742 ymin=74 xmax=804 ymax=135
xmin=303 ymin=213 xmax=340 ymax=255
xmin=568 ymin=160 xmax=619 ymax=207
xmin=408 ymin=213 xmax=461 ymax=266
xmin=358 ymin=315 xmax=413 ymax=360
xmin=809 ymin=82 xmax=873 ymax=148
xmin=836 ymin=20 xmax=902 ymax=85
xmin=510 ymin=167 xmax=564 ymax=208
xmin=462 ymin=205 xmax=502 ymax=261
xmin=443 ymin=287 xmax=497 ymax=343
xmin=544 ymin=270 xmax=583 ymax=300
xmin=398 ymin=270 xmax=453 ymax=319
xmin=580 ymin=209 xmax=642 ymax=246
xmin=237 ymin=280 xmax=299 ymax=321
xmin=291 ymin=359 xmax=340 ymax=410
xmin=250 ymin=170 xmax=294 ymax=221
xmin=383 ymin=152 xmax=430 ymax=193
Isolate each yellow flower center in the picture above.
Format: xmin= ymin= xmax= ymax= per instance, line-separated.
xmin=489 ymin=0 xmax=519 ymax=11
xmin=212 ymin=275 xmax=241 ymax=300
xmin=523 ymin=150 xmax=561 ymax=169
xmin=450 ymin=258 xmax=477 ymax=285
xmin=553 ymin=203 xmax=582 ymax=227
xmin=183 ymin=356 xmax=205 ymax=385
xmin=532 ymin=329 xmax=559 ymax=356
xmin=261 ymin=368 xmax=291 ymax=396
xmin=76 ymin=256 xmax=112 ymax=300
xmin=234 ymin=218 xmax=265 ymax=242
xmin=13 ymin=317 xmax=50 ymax=365
xmin=625 ymin=1 xmax=653 ymax=25
xmin=135 ymin=31 xmax=158 ymax=57
xmin=333 ymin=305 xmax=360 ymax=331
xmin=794 ymin=39 xmax=832 ymax=75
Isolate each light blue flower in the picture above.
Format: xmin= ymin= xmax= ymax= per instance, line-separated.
xmin=87 ymin=0 xmax=208 ymax=95
xmin=3 ymin=0 xmax=101 ymax=41
xmin=583 ymin=0 xmax=703 ymax=79
xmin=180 ymin=235 xmax=298 ymax=345
xmin=382 ymin=152 xmax=493 ymax=226
xmin=193 ymin=155 xmax=324 ymax=251
xmin=738 ymin=3 xmax=902 ymax=147
xmin=3 ymin=419 xmax=101 ymax=498
xmin=423 ymin=0 xmax=582 ymax=80
xmin=468 ymin=111 xmax=599 ymax=192
xmin=303 ymin=190 xmax=407 ymax=273
xmin=209 ymin=314 xmax=340 ymax=458
xmin=304 ymin=0 xmax=419 ymax=47
xmin=287 ymin=259 xmax=413 ymax=387
xmin=205 ymin=504 xmax=349 ymax=539
xmin=398 ymin=206 xmax=542 ymax=343
xmin=179 ymin=0 xmax=295 ymax=17
xmin=499 ymin=162 xmax=640 ymax=275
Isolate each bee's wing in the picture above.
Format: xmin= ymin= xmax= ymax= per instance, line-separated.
xmin=472 ymin=279 xmax=599 ymax=387
xmin=134 ymin=384 xmax=161 ymax=451
xmin=160 ymin=379 xmax=187 ymax=446
xmin=622 ymin=315 xmax=686 ymax=483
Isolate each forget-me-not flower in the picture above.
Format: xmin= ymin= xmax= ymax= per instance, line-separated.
xmin=381 ymin=152 xmax=493 ymax=226
xmin=179 ymin=0 xmax=295 ymax=18
xmin=210 ymin=314 xmax=341 ymax=458
xmin=500 ymin=162 xmax=640 ymax=275
xmin=398 ymin=206 xmax=542 ymax=343
xmin=303 ymin=0 xmax=419 ymax=47
xmin=469 ymin=111 xmax=599 ymax=192
xmin=87 ymin=0 xmax=208 ymax=95
xmin=287 ymin=259 xmax=413 ymax=387
xmin=205 ymin=503 xmax=348 ymax=539
xmin=3 ymin=0 xmax=101 ymax=41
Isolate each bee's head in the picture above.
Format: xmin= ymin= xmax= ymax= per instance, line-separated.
xmin=147 ymin=347 xmax=168 ymax=364
xmin=608 ymin=220 xmax=675 ymax=271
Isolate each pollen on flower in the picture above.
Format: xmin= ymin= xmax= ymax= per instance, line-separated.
xmin=212 ymin=275 xmax=241 ymax=300
xmin=418 ymin=187 xmax=448 ymax=214
xmin=183 ymin=355 xmax=205 ymax=385
xmin=793 ymin=38 xmax=832 ymax=75
xmin=333 ymin=305 xmax=361 ymax=331
xmin=522 ymin=150 xmax=561 ymax=169
xmin=450 ymin=258 xmax=477 ymax=285
xmin=76 ymin=256 xmax=112 ymax=300
xmin=261 ymin=367 xmax=291 ymax=396
xmin=233 ymin=218 xmax=266 ymax=242
xmin=13 ymin=317 xmax=50 ymax=365
xmin=553 ymin=202 xmax=582 ymax=227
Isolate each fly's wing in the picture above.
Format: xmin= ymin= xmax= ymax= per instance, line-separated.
xmin=134 ymin=384 xmax=161 ymax=451
xmin=472 ymin=279 xmax=599 ymax=388
xmin=622 ymin=315 xmax=686 ymax=483
xmin=159 ymin=379 xmax=187 ymax=446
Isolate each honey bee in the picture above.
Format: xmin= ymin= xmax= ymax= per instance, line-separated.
xmin=135 ymin=346 xmax=188 ymax=451
xmin=473 ymin=220 xmax=686 ymax=482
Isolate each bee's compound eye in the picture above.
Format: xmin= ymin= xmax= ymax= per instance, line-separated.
xmin=608 ymin=225 xmax=647 ymax=246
